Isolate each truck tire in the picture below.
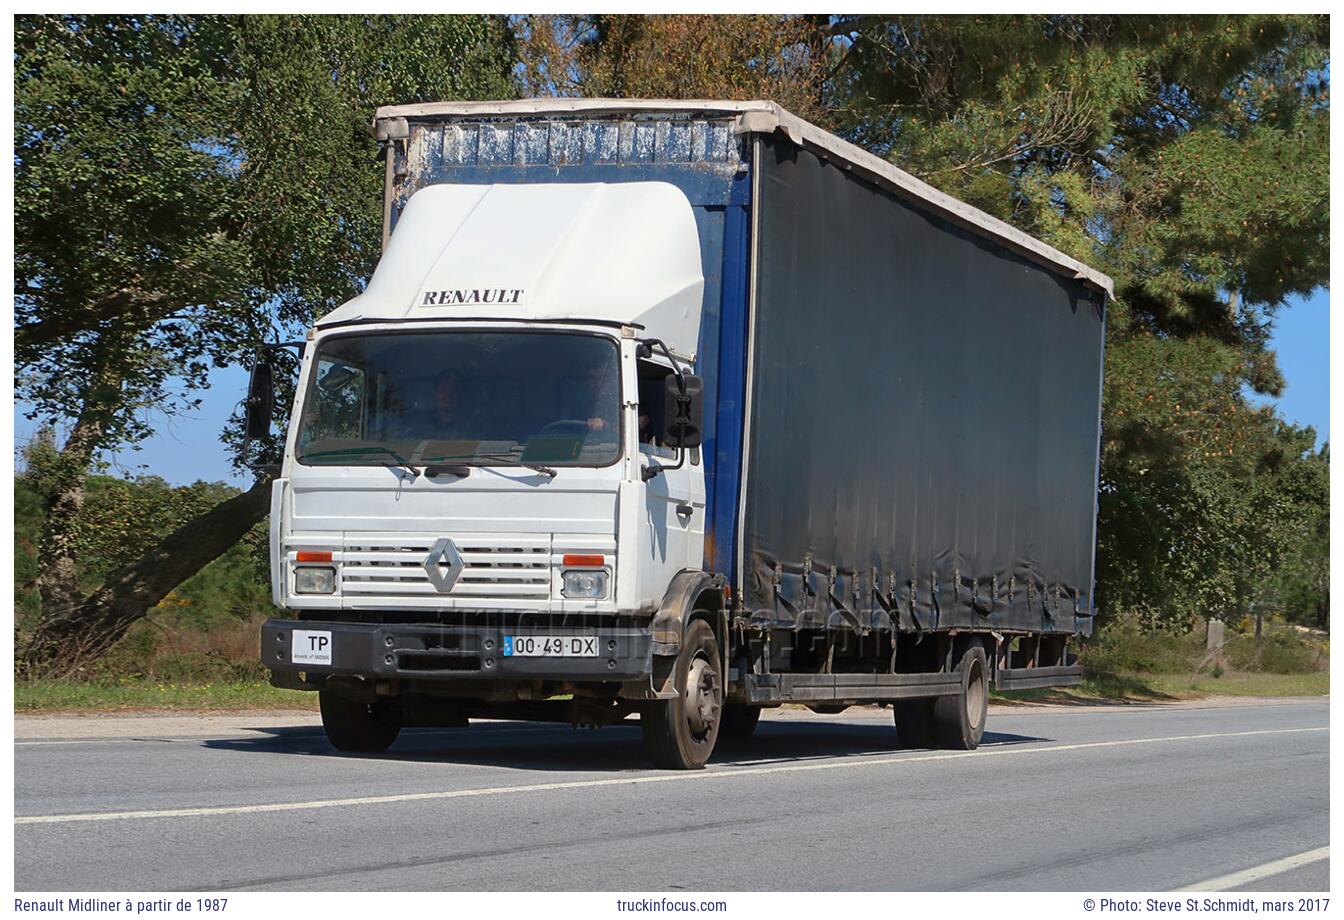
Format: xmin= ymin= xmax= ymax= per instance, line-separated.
xmin=932 ymin=643 xmax=989 ymax=750
xmin=892 ymin=698 xmax=936 ymax=748
xmin=720 ymin=704 xmax=762 ymax=739
xmin=319 ymin=689 xmax=401 ymax=753
xmin=640 ymin=619 xmax=722 ymax=769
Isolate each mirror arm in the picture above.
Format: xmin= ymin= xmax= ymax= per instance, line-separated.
xmin=637 ymin=337 xmax=686 ymax=393
xmin=639 ymin=336 xmax=697 ymax=466
xmin=261 ymin=340 xmax=306 ymax=357
xmin=643 ymin=438 xmax=688 ymax=480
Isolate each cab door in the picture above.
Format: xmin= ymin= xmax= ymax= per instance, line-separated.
xmin=632 ymin=356 xmax=706 ymax=606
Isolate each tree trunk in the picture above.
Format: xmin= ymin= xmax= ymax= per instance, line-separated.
xmin=16 ymin=287 xmax=174 ymax=355
xmin=30 ymin=412 xmax=105 ymax=624
xmin=20 ymin=475 xmax=274 ymax=679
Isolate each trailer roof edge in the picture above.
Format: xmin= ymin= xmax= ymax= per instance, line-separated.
xmin=374 ymin=98 xmax=1115 ymax=299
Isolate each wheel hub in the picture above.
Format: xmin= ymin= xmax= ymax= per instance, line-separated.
xmin=965 ymin=659 xmax=988 ymax=727
xmin=685 ymin=656 xmax=721 ymax=735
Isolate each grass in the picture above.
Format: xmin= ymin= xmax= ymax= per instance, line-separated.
xmin=1141 ymin=670 xmax=1329 ymax=697
xmin=993 ymin=669 xmax=1329 ymax=705
xmin=14 ymin=679 xmax=317 ymax=713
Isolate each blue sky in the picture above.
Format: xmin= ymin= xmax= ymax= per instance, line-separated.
xmin=1246 ymin=287 xmax=1330 ymax=451
xmin=12 ymin=288 xmax=1331 ymax=486
xmin=15 ymin=362 xmax=253 ymax=487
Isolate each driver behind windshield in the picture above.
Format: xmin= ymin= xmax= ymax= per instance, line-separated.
xmin=391 ymin=369 xmax=478 ymax=441
xmin=578 ymin=360 xmax=620 ymax=443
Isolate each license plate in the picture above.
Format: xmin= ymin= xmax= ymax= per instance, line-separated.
xmin=503 ymin=635 xmax=599 ymax=658
xmin=292 ymin=630 xmax=333 ymax=665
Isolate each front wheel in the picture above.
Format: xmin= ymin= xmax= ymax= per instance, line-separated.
xmin=640 ymin=620 xmax=722 ymax=769
xmin=319 ymin=689 xmax=401 ymax=753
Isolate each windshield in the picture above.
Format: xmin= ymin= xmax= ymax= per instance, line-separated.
xmin=296 ymin=330 xmax=621 ymax=468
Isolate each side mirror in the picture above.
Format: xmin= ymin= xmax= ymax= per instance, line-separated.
xmin=244 ymin=360 xmax=274 ymax=439
xmin=663 ymin=374 xmax=704 ymax=449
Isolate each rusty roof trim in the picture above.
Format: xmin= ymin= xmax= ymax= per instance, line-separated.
xmin=374 ymin=98 xmax=1114 ymax=298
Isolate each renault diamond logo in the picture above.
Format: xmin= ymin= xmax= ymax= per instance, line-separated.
xmin=423 ymin=537 xmax=464 ymax=593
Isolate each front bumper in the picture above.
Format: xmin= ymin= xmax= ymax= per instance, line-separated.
xmin=262 ymin=618 xmax=653 ymax=682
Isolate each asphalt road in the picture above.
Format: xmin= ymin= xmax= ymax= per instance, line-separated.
xmin=14 ymin=697 xmax=1329 ymax=892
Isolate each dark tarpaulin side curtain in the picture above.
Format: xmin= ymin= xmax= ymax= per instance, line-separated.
xmin=742 ymin=137 xmax=1105 ymax=636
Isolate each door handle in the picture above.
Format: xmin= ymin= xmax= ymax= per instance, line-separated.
xmin=676 ymin=503 xmax=693 ymax=518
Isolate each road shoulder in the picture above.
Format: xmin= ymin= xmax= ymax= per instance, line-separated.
xmin=13 ymin=695 xmax=1326 ymax=741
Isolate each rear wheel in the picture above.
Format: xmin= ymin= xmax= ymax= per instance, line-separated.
xmin=932 ymin=643 xmax=989 ymax=750
xmin=319 ymin=689 xmax=401 ymax=753
xmin=640 ymin=619 xmax=722 ymax=769
xmin=720 ymin=704 xmax=762 ymax=739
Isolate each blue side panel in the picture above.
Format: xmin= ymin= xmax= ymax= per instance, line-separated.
xmin=388 ymin=114 xmax=753 ymax=582
xmin=704 ymin=202 xmax=751 ymax=583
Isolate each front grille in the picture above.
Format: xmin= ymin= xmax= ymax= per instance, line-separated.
xmin=295 ymin=610 xmax=640 ymax=628
xmin=339 ymin=536 xmax=552 ymax=600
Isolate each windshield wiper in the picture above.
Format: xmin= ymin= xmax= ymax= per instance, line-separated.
xmin=415 ymin=446 xmax=556 ymax=478
xmin=302 ymin=445 xmax=420 ymax=479
xmin=466 ymin=448 xmax=557 ymax=479
xmin=477 ymin=454 xmax=557 ymax=478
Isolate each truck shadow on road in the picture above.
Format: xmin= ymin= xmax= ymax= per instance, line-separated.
xmin=203 ymin=718 xmax=1047 ymax=772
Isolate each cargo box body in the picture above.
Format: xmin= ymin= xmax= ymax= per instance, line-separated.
xmin=376 ymin=100 xmax=1107 ymax=640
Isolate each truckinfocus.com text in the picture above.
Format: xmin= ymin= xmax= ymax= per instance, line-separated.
xmin=615 ymin=898 xmax=729 ymax=912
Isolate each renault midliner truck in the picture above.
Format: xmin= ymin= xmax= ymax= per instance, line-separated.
xmin=248 ymin=99 xmax=1110 ymax=769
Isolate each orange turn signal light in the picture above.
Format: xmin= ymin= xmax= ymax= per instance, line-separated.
xmin=295 ymin=551 xmax=333 ymax=563
xmin=562 ymin=554 xmax=605 ymax=567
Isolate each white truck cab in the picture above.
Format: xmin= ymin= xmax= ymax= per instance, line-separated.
xmin=255 ymin=181 xmax=719 ymax=765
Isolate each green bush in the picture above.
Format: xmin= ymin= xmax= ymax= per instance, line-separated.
xmin=1222 ymin=630 xmax=1323 ymax=674
xmin=1081 ymin=617 xmax=1206 ymax=675
xmin=141 ymin=651 xmax=268 ymax=683
xmin=1084 ymin=614 xmax=1327 ymax=676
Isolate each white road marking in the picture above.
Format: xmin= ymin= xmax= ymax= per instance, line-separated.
xmin=1177 ymin=846 xmax=1330 ymax=891
xmin=12 ymin=723 xmax=564 ymax=747
xmin=16 ymin=739 xmax=158 ymax=746
xmin=14 ymin=726 xmax=1325 ymax=826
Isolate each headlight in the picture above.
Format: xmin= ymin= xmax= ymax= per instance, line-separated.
xmin=294 ymin=566 xmax=336 ymax=595
xmin=562 ymin=569 xmax=608 ymax=599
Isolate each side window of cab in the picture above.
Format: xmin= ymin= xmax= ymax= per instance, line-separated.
xmin=636 ymin=359 xmax=676 ymax=459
